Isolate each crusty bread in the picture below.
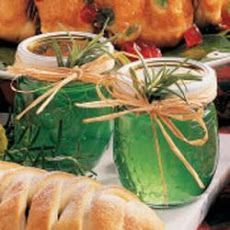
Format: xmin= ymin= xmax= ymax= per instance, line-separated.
xmin=34 ymin=0 xmax=93 ymax=33
xmin=95 ymin=0 xmax=193 ymax=47
xmin=0 ymin=161 xmax=164 ymax=230
xmin=0 ymin=0 xmax=35 ymax=42
xmin=194 ymin=0 xmax=226 ymax=27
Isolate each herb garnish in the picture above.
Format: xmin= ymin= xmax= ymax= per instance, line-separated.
xmin=129 ymin=47 xmax=202 ymax=103
xmin=165 ymin=30 xmax=230 ymax=60
xmin=51 ymin=29 xmax=111 ymax=68
xmin=155 ymin=0 xmax=168 ymax=8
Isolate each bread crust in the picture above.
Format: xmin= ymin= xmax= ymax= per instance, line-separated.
xmin=0 ymin=0 xmax=35 ymax=42
xmin=0 ymin=161 xmax=164 ymax=230
xmin=195 ymin=0 xmax=226 ymax=27
xmin=34 ymin=0 xmax=93 ymax=33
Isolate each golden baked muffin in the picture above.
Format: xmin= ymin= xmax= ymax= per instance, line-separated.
xmin=34 ymin=0 xmax=93 ymax=33
xmin=0 ymin=0 xmax=35 ymax=42
xmin=195 ymin=0 xmax=226 ymax=27
xmin=141 ymin=0 xmax=193 ymax=47
xmin=94 ymin=0 xmax=144 ymax=43
xmin=95 ymin=0 xmax=194 ymax=47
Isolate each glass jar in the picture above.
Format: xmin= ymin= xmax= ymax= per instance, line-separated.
xmin=113 ymin=58 xmax=219 ymax=207
xmin=9 ymin=32 xmax=114 ymax=174
xmin=12 ymin=77 xmax=113 ymax=174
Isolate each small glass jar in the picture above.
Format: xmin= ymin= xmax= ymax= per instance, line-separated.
xmin=10 ymin=32 xmax=114 ymax=174
xmin=113 ymin=58 xmax=219 ymax=207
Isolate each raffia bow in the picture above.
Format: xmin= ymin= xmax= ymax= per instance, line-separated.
xmin=8 ymin=53 xmax=213 ymax=202
xmin=75 ymin=74 xmax=212 ymax=201
xmin=7 ymin=54 xmax=114 ymax=120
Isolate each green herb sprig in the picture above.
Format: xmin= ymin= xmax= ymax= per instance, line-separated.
xmin=52 ymin=23 xmax=113 ymax=68
xmin=129 ymin=47 xmax=202 ymax=103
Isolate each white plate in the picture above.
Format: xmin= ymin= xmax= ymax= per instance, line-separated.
xmin=94 ymin=134 xmax=230 ymax=230
xmin=0 ymin=51 xmax=230 ymax=81
xmin=202 ymin=51 xmax=230 ymax=67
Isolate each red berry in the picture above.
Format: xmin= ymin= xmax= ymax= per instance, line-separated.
xmin=140 ymin=46 xmax=162 ymax=58
xmin=184 ymin=25 xmax=203 ymax=48
xmin=80 ymin=4 xmax=97 ymax=24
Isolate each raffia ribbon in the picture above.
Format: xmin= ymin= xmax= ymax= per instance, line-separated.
xmin=8 ymin=52 xmax=216 ymax=201
xmin=75 ymin=74 xmax=216 ymax=195
xmin=7 ymin=54 xmax=114 ymax=120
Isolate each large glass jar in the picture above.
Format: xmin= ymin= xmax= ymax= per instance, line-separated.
xmin=113 ymin=58 xmax=219 ymax=207
xmin=8 ymin=32 xmax=114 ymax=174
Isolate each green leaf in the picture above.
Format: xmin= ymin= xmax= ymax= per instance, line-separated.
xmin=0 ymin=41 xmax=16 ymax=66
xmin=124 ymin=25 xmax=140 ymax=38
xmin=0 ymin=125 xmax=8 ymax=157
xmin=154 ymin=0 xmax=168 ymax=8
xmin=165 ymin=33 xmax=230 ymax=61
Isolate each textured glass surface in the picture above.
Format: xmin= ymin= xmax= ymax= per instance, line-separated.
xmin=114 ymin=103 xmax=218 ymax=207
xmin=12 ymin=77 xmax=112 ymax=174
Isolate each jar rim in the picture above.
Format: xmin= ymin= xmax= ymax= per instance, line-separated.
xmin=118 ymin=57 xmax=217 ymax=104
xmin=16 ymin=31 xmax=114 ymax=68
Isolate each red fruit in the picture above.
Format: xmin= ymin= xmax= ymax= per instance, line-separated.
xmin=222 ymin=10 xmax=230 ymax=28
xmin=121 ymin=42 xmax=140 ymax=55
xmin=140 ymin=46 xmax=162 ymax=58
xmin=121 ymin=41 xmax=162 ymax=60
xmin=121 ymin=42 xmax=141 ymax=61
xmin=80 ymin=4 xmax=97 ymax=24
xmin=184 ymin=25 xmax=203 ymax=48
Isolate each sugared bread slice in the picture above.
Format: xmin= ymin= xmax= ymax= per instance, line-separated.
xmin=0 ymin=161 xmax=164 ymax=230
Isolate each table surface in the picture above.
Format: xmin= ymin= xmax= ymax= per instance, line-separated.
xmin=94 ymin=134 xmax=230 ymax=230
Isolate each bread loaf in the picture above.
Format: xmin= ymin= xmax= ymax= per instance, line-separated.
xmin=0 ymin=161 xmax=164 ymax=230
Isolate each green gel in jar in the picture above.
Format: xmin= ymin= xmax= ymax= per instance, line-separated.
xmin=12 ymin=78 xmax=113 ymax=173
xmin=113 ymin=58 xmax=219 ymax=207
xmin=9 ymin=32 xmax=114 ymax=174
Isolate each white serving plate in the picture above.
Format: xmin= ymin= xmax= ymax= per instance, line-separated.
xmin=0 ymin=51 xmax=230 ymax=81
xmin=94 ymin=134 xmax=230 ymax=230
xmin=203 ymin=51 xmax=230 ymax=67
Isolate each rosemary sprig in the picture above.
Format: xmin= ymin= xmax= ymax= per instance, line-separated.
xmin=51 ymin=23 xmax=112 ymax=68
xmin=129 ymin=51 xmax=202 ymax=103
xmin=52 ymin=39 xmax=65 ymax=67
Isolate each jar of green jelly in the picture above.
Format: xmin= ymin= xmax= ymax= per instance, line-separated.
xmin=113 ymin=58 xmax=219 ymax=207
xmin=9 ymin=32 xmax=114 ymax=174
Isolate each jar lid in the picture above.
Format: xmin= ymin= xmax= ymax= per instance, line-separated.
xmin=15 ymin=31 xmax=115 ymax=70
xmin=118 ymin=58 xmax=217 ymax=104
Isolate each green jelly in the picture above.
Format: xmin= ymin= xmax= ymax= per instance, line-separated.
xmin=113 ymin=58 xmax=219 ymax=207
xmin=11 ymin=77 xmax=113 ymax=174
xmin=114 ymin=103 xmax=218 ymax=207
